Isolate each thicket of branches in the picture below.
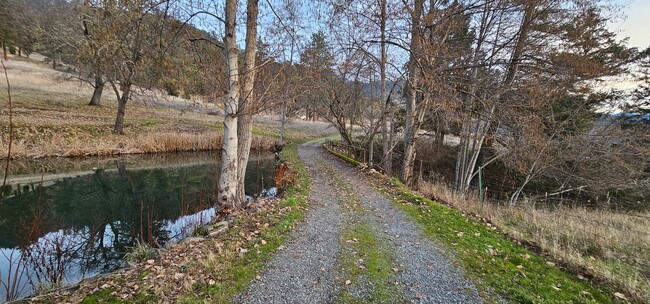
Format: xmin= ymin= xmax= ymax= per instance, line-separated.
xmin=1 ymin=0 xmax=648 ymax=209
xmin=306 ymin=0 xmax=650 ymax=209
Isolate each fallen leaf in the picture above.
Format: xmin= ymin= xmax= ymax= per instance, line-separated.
xmin=345 ymin=280 xmax=351 ymax=285
xmin=516 ymin=265 xmax=524 ymax=269
xmin=261 ymin=240 xmax=267 ymax=245
xmin=614 ymin=292 xmax=627 ymax=300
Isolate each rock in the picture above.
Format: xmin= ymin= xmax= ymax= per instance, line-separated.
xmin=182 ymin=237 xmax=205 ymax=243
xmin=208 ymin=226 xmax=229 ymax=237
xmin=146 ymin=248 xmax=161 ymax=261
xmin=214 ymin=221 xmax=229 ymax=229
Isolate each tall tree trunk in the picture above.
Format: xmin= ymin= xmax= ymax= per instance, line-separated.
xmin=113 ymin=84 xmax=131 ymax=135
xmin=400 ymin=0 xmax=424 ymax=184
xmin=379 ymin=0 xmax=392 ymax=174
xmin=435 ymin=115 xmax=444 ymax=152
xmin=235 ymin=0 xmax=259 ymax=203
xmin=280 ymin=105 xmax=287 ymax=145
xmin=218 ymin=0 xmax=241 ymax=210
xmin=454 ymin=1 xmax=534 ymax=193
xmin=89 ymin=74 xmax=104 ymax=106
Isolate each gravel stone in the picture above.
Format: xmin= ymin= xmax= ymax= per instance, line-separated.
xmin=235 ymin=142 xmax=343 ymax=304
xmin=237 ymin=141 xmax=485 ymax=303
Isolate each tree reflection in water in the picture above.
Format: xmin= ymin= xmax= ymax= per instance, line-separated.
xmin=0 ymin=152 xmax=275 ymax=301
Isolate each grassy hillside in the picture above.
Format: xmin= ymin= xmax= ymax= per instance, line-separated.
xmin=0 ymin=55 xmax=334 ymax=159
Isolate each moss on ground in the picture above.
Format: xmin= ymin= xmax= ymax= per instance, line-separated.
xmin=328 ymin=165 xmax=401 ymax=303
xmin=324 ymin=147 xmax=615 ymax=303
xmin=384 ymin=178 xmax=613 ymax=303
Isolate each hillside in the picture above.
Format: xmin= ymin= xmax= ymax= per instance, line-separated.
xmin=0 ymin=54 xmax=334 ymax=159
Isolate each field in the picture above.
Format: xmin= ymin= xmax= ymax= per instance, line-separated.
xmin=0 ymin=54 xmax=334 ymax=159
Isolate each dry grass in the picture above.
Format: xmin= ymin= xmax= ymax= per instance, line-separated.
xmin=0 ymin=56 xmax=321 ymax=159
xmin=417 ymin=180 xmax=650 ymax=302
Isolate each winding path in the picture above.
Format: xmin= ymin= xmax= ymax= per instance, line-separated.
xmin=236 ymin=141 xmax=484 ymax=303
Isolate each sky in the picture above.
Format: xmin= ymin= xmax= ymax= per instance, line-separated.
xmin=610 ymin=0 xmax=650 ymax=49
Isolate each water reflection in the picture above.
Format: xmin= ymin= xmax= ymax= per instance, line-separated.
xmin=0 ymin=152 xmax=276 ymax=301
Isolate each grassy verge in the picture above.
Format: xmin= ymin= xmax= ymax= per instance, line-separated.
xmin=327 ymin=164 xmax=401 ymax=303
xmin=323 ymin=147 xmax=617 ymax=303
xmin=29 ymin=143 xmax=310 ymax=303
xmin=178 ymin=143 xmax=310 ymax=303
xmin=381 ymin=178 xmax=614 ymax=303
xmin=416 ymin=181 xmax=649 ymax=302
xmin=323 ymin=145 xmax=362 ymax=167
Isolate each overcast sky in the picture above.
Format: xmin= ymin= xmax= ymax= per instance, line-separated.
xmin=611 ymin=0 xmax=650 ymax=49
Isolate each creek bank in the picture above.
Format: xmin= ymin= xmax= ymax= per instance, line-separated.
xmin=20 ymin=143 xmax=309 ymax=303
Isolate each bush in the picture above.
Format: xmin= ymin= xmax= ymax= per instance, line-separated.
xmin=163 ymin=80 xmax=180 ymax=97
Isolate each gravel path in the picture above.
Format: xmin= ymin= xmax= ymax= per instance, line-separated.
xmin=237 ymin=141 xmax=484 ymax=303
xmin=235 ymin=142 xmax=343 ymax=304
xmin=325 ymin=150 xmax=484 ymax=303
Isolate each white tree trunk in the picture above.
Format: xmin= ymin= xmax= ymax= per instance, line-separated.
xmin=379 ymin=0 xmax=392 ymax=174
xmin=236 ymin=0 xmax=259 ymax=203
xmin=218 ymin=0 xmax=241 ymax=210
xmin=400 ymin=0 xmax=424 ymax=184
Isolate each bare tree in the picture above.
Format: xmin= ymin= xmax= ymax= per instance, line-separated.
xmin=217 ymin=0 xmax=241 ymax=209
xmin=236 ymin=0 xmax=260 ymax=204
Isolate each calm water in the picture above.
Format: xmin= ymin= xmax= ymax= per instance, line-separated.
xmin=0 ymin=152 xmax=276 ymax=301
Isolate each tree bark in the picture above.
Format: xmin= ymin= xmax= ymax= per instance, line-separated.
xmin=454 ymin=1 xmax=534 ymax=193
xmin=400 ymin=0 xmax=424 ymax=184
xmin=235 ymin=0 xmax=259 ymax=203
xmin=113 ymin=84 xmax=130 ymax=135
xmin=2 ymin=42 xmax=7 ymax=61
xmin=280 ymin=105 xmax=287 ymax=145
xmin=379 ymin=0 xmax=392 ymax=174
xmin=218 ymin=0 xmax=242 ymax=210
xmin=89 ymin=74 xmax=104 ymax=106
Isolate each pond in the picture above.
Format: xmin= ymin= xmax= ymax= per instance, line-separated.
xmin=0 ymin=152 xmax=277 ymax=302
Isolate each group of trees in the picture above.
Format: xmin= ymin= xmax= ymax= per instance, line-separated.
xmin=1 ymin=0 xmax=648 ymax=209
xmin=296 ymin=0 xmax=649 ymax=207
xmin=1 ymin=0 xmax=226 ymax=133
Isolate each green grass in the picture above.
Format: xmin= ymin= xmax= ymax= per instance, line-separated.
xmin=80 ymin=288 xmax=157 ymax=304
xmin=339 ymin=222 xmax=399 ymax=304
xmin=323 ymin=145 xmax=362 ymax=167
xmin=252 ymin=126 xmax=281 ymax=139
xmin=328 ymin=165 xmax=401 ymax=303
xmin=383 ymin=178 xmax=614 ymax=303
xmin=323 ymin=147 xmax=616 ymax=303
xmin=180 ymin=142 xmax=311 ymax=303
